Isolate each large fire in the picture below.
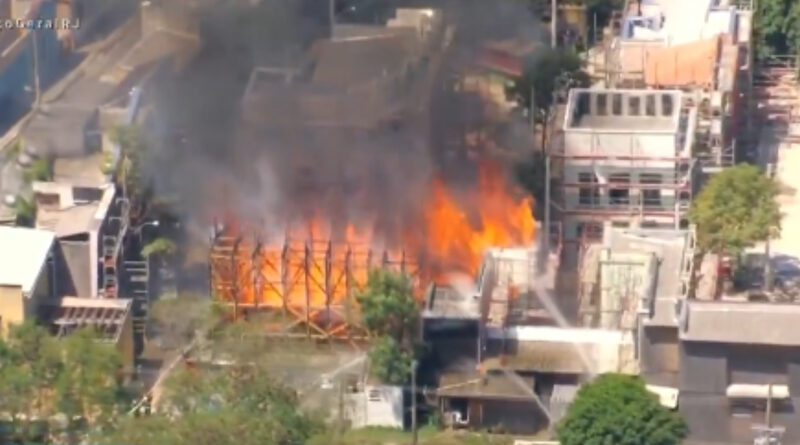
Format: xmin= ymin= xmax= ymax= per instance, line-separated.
xmin=211 ymin=162 xmax=536 ymax=311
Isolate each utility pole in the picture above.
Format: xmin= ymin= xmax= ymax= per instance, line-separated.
xmin=551 ymin=0 xmax=557 ymax=48
xmin=411 ymin=359 xmax=419 ymax=445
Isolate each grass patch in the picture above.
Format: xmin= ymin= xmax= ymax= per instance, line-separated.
xmin=308 ymin=427 xmax=516 ymax=445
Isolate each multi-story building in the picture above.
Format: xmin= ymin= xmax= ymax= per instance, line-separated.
xmin=587 ymin=0 xmax=752 ymax=171
xmin=553 ymin=87 xmax=698 ymax=243
xmin=32 ymin=181 xmax=127 ymax=299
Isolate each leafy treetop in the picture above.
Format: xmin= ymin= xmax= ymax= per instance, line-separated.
xmin=689 ymin=163 xmax=780 ymax=254
xmin=557 ymin=374 xmax=687 ymax=445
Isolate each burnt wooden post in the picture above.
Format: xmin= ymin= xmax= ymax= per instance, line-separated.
xmin=304 ymin=242 xmax=311 ymax=339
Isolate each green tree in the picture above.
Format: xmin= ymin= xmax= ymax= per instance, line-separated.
xmin=102 ymin=357 xmax=324 ymax=445
xmin=56 ymin=328 xmax=125 ymax=440
xmin=754 ymin=0 xmax=800 ymax=58
xmin=0 ymin=323 xmax=62 ymax=444
xmin=0 ymin=323 xmax=127 ymax=444
xmin=13 ymin=195 xmax=37 ymax=227
xmin=513 ymin=47 xmax=590 ymax=121
xmin=356 ymin=270 xmax=418 ymax=342
xmin=112 ymin=124 xmax=151 ymax=223
xmin=557 ymin=374 xmax=687 ymax=445
xmin=356 ymin=270 xmax=420 ymax=385
xmin=368 ymin=336 xmax=414 ymax=385
xmin=689 ymin=164 xmax=781 ymax=254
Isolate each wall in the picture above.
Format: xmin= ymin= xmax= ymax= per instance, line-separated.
xmin=117 ymin=310 xmax=134 ymax=379
xmin=679 ymin=342 xmax=800 ymax=443
xmin=59 ymin=239 xmax=91 ymax=297
xmin=468 ymin=399 xmax=545 ymax=434
xmin=641 ymin=326 xmax=679 ymax=375
xmin=0 ymin=285 xmax=24 ymax=337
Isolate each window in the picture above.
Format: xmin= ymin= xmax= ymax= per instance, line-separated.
xmin=640 ymin=173 xmax=662 ymax=208
xmin=577 ymin=222 xmax=603 ymax=240
xmin=596 ymin=93 xmax=608 ymax=116
xmin=628 ymin=96 xmax=641 ymax=116
xmin=577 ymin=92 xmax=590 ymax=115
xmin=609 ymin=173 xmax=630 ymax=205
xmin=645 ymin=95 xmax=656 ymax=116
xmin=612 ymin=221 xmax=629 ymax=228
xmin=578 ymin=172 xmax=599 ymax=205
xmin=661 ymin=94 xmax=674 ymax=116
xmin=612 ymin=94 xmax=623 ymax=115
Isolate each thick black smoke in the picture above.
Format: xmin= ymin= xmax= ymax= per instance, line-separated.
xmin=142 ymin=0 xmax=544 ymax=242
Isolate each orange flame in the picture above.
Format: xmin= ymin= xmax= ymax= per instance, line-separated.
xmin=423 ymin=163 xmax=536 ymax=278
xmin=213 ymin=162 xmax=535 ymax=308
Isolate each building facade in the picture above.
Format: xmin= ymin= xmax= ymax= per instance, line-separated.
xmin=555 ymin=88 xmax=698 ymax=243
xmin=0 ymin=226 xmax=56 ymax=336
xmin=678 ymin=300 xmax=800 ymax=443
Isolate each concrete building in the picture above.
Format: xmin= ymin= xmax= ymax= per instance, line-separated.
xmin=678 ymin=300 xmax=800 ymax=443
xmin=236 ymin=8 xmax=446 ymax=215
xmin=42 ymin=296 xmax=135 ymax=374
xmin=345 ymin=384 xmax=404 ymax=429
xmin=555 ymin=88 xmax=698 ymax=243
xmin=423 ymin=237 xmax=638 ymax=433
xmin=32 ymin=181 xmax=127 ymax=298
xmin=579 ymin=225 xmax=696 ymax=387
xmin=587 ymin=0 xmax=752 ymax=170
xmin=0 ymin=225 xmax=56 ymax=336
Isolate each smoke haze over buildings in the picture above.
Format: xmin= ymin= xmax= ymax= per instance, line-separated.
xmin=141 ymin=0 xmax=545 ymax=244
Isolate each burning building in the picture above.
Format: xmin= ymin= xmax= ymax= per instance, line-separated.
xmin=207 ymin=8 xmax=540 ymax=340
xmin=209 ymin=162 xmax=537 ymax=341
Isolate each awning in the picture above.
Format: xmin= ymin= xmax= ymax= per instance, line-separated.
xmin=646 ymin=384 xmax=679 ymax=409
xmin=726 ymin=384 xmax=790 ymax=400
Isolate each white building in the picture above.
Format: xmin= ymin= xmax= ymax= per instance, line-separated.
xmin=555 ymin=88 xmax=698 ymax=242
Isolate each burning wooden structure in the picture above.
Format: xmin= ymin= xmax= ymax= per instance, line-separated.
xmin=209 ymin=229 xmax=424 ymax=341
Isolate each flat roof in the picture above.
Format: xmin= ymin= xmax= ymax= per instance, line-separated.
xmin=0 ymin=226 xmax=55 ymax=294
xmin=564 ymin=89 xmax=682 ymax=133
xmin=44 ymin=296 xmax=132 ymax=342
xmin=423 ymin=283 xmax=481 ymax=319
xmin=680 ymin=300 xmax=800 ymax=346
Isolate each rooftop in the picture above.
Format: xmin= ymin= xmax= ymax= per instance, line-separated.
xmin=240 ymin=8 xmax=442 ymax=129
xmin=481 ymin=326 xmax=632 ymax=374
xmin=603 ymin=226 xmax=695 ymax=326
xmin=43 ymin=296 xmax=132 ymax=343
xmin=423 ymin=283 xmax=481 ymax=320
xmin=33 ymin=181 xmax=117 ymax=237
xmin=680 ymin=300 xmax=800 ymax=346
xmin=0 ymin=225 xmax=54 ymax=294
xmin=622 ymin=0 xmax=736 ymax=46
xmin=436 ymin=370 xmax=537 ymax=401
xmin=564 ymin=89 xmax=682 ymax=132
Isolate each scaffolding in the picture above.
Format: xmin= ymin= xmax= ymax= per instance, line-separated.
xmin=209 ymin=230 xmax=423 ymax=342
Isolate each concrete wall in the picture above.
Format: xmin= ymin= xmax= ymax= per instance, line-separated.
xmin=563 ymin=131 xmax=681 ymax=164
xmin=0 ymin=285 xmax=24 ymax=337
xmin=681 ymin=394 xmax=800 ymax=444
xmin=59 ymin=240 xmax=91 ymax=297
xmin=0 ymin=258 xmax=50 ymax=337
xmin=641 ymin=326 xmax=679 ymax=374
xmin=117 ymin=309 xmax=134 ymax=376
xmin=679 ymin=342 xmax=800 ymax=443
xmin=466 ymin=399 xmax=546 ymax=434
xmin=680 ymin=342 xmax=729 ymax=393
